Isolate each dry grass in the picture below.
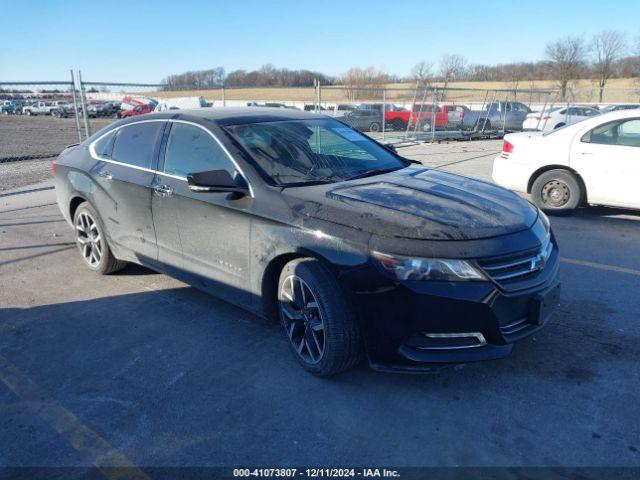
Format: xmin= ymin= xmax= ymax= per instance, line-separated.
xmin=151 ymin=78 xmax=640 ymax=104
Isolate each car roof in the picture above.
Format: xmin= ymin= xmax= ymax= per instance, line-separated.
xmin=126 ymin=107 xmax=323 ymax=126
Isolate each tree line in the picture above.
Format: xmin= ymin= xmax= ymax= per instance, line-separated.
xmin=161 ymin=31 xmax=640 ymax=101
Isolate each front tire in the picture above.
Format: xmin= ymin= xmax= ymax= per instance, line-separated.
xmin=73 ymin=202 xmax=127 ymax=274
xmin=278 ymin=258 xmax=362 ymax=376
xmin=531 ymin=169 xmax=582 ymax=215
xmin=369 ymin=122 xmax=381 ymax=132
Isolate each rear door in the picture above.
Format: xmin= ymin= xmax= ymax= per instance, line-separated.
xmin=151 ymin=121 xmax=253 ymax=304
xmin=91 ymin=120 xmax=164 ymax=262
xmin=570 ymin=117 xmax=640 ymax=208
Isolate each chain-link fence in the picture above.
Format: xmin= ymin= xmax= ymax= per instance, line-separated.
xmin=3 ymin=73 xmax=640 ymax=174
xmin=0 ymin=77 xmax=82 ymax=163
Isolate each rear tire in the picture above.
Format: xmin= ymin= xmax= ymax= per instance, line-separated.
xmin=278 ymin=258 xmax=362 ymax=376
xmin=73 ymin=202 xmax=127 ymax=274
xmin=531 ymin=169 xmax=582 ymax=215
xmin=369 ymin=122 xmax=381 ymax=132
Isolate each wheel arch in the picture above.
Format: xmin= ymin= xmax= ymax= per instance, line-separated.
xmin=69 ymin=195 xmax=87 ymax=221
xmin=260 ymin=249 xmax=339 ymax=322
xmin=527 ymin=165 xmax=587 ymax=202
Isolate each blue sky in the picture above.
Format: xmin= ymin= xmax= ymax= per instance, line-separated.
xmin=1 ymin=0 xmax=639 ymax=83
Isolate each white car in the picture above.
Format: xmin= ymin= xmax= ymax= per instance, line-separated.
xmin=493 ymin=110 xmax=640 ymax=214
xmin=522 ymin=106 xmax=600 ymax=132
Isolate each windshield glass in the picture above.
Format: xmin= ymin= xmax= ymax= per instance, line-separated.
xmin=224 ymin=118 xmax=407 ymax=186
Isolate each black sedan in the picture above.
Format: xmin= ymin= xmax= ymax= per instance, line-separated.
xmin=54 ymin=108 xmax=560 ymax=375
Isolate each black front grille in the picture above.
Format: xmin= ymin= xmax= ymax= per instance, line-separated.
xmin=478 ymin=240 xmax=553 ymax=289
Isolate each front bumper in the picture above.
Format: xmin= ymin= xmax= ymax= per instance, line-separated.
xmin=351 ymin=250 xmax=560 ymax=372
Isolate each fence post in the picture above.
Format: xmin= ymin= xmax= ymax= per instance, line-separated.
xmin=77 ymin=70 xmax=92 ymax=139
xmin=69 ymin=69 xmax=83 ymax=143
xmin=221 ymin=84 xmax=226 ymax=107
xmin=382 ymin=88 xmax=386 ymax=140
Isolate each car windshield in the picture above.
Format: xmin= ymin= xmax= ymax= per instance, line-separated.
xmin=224 ymin=118 xmax=408 ymax=186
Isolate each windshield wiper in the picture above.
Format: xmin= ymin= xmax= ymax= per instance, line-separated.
xmin=277 ymin=179 xmax=337 ymax=188
xmin=342 ymin=167 xmax=403 ymax=182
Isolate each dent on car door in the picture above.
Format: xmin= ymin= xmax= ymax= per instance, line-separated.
xmin=151 ymin=121 xmax=252 ymax=304
xmin=571 ymin=118 xmax=640 ymax=207
xmin=90 ymin=121 xmax=163 ymax=262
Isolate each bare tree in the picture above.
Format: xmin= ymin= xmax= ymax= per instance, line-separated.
xmin=410 ymin=61 xmax=433 ymax=87
xmin=339 ymin=67 xmax=389 ymax=101
xmin=591 ymin=30 xmax=626 ymax=102
xmin=439 ymin=54 xmax=467 ymax=89
xmin=545 ymin=36 xmax=586 ymax=100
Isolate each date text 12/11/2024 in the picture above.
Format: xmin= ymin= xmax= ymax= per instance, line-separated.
xmin=233 ymin=468 xmax=401 ymax=478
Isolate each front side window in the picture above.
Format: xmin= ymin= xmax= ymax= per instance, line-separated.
xmin=616 ymin=119 xmax=640 ymax=147
xmin=111 ymin=122 xmax=163 ymax=169
xmin=225 ymin=118 xmax=407 ymax=186
xmin=163 ymin=123 xmax=234 ymax=178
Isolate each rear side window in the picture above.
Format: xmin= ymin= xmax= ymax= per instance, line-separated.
xmin=582 ymin=119 xmax=640 ymax=146
xmin=111 ymin=122 xmax=163 ymax=169
xmin=94 ymin=131 xmax=116 ymax=158
xmin=163 ymin=123 xmax=234 ymax=177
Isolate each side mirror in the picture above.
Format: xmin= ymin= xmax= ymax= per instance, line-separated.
xmin=384 ymin=144 xmax=397 ymax=154
xmin=187 ymin=169 xmax=249 ymax=196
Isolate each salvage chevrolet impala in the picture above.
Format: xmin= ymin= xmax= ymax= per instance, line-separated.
xmin=54 ymin=108 xmax=560 ymax=375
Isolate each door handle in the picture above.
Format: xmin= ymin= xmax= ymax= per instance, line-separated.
xmin=98 ymin=170 xmax=113 ymax=180
xmin=580 ymin=152 xmax=594 ymax=155
xmin=153 ymin=184 xmax=173 ymax=197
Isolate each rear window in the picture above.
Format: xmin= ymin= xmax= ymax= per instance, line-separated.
xmin=111 ymin=122 xmax=164 ymax=169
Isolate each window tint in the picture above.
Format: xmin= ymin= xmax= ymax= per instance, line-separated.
xmin=163 ymin=123 xmax=234 ymax=177
xmin=94 ymin=131 xmax=116 ymax=157
xmin=111 ymin=122 xmax=163 ymax=169
xmin=584 ymin=119 xmax=640 ymax=147
xmin=225 ymin=118 xmax=406 ymax=186
xmin=617 ymin=119 xmax=640 ymax=147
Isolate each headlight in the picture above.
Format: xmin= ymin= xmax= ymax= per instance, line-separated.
xmin=538 ymin=208 xmax=550 ymax=234
xmin=372 ymin=252 xmax=486 ymax=282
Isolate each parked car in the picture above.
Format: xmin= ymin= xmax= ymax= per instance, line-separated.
xmin=52 ymin=101 xmax=76 ymax=118
xmin=599 ymin=104 xmax=640 ymax=114
xmin=86 ymin=101 xmax=119 ymax=118
xmin=385 ymin=103 xmax=467 ymax=131
xmin=22 ymin=101 xmax=58 ymax=115
xmin=119 ymin=103 xmax=154 ymax=118
xmin=462 ymin=101 xmax=532 ymax=131
xmin=522 ymin=106 xmax=600 ymax=132
xmin=54 ymin=108 xmax=559 ymax=376
xmin=1 ymin=100 xmax=16 ymax=114
xmin=493 ymin=110 xmax=640 ymax=214
xmin=336 ymin=109 xmax=384 ymax=132
xmin=154 ymin=96 xmax=206 ymax=112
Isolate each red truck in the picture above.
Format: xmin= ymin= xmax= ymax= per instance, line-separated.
xmin=119 ymin=103 xmax=154 ymax=118
xmin=385 ymin=104 xmax=468 ymax=131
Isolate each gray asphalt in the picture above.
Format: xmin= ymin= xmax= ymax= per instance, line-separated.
xmin=0 ymin=151 xmax=639 ymax=469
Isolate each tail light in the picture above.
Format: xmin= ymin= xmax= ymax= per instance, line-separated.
xmin=499 ymin=140 xmax=514 ymax=159
xmin=52 ymin=159 xmax=57 ymax=176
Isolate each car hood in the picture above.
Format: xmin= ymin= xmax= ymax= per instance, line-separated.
xmin=282 ymin=167 xmax=538 ymax=241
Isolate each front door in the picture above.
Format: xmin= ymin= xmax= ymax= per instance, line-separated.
xmin=151 ymin=121 xmax=253 ymax=304
xmin=570 ymin=117 xmax=640 ymax=208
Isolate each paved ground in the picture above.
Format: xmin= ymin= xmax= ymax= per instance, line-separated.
xmin=1 ymin=143 xmax=639 ymax=470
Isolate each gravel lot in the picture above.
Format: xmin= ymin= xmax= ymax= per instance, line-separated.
xmin=0 ymin=116 xmax=113 ymax=190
